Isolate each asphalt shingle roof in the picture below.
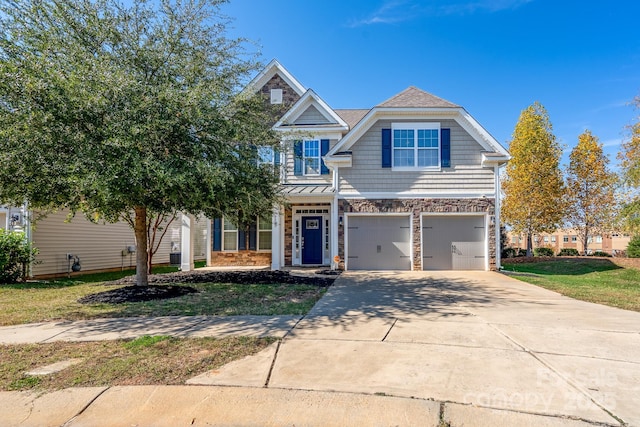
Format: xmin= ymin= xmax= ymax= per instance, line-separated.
xmin=377 ymin=86 xmax=459 ymax=108
xmin=334 ymin=109 xmax=370 ymax=129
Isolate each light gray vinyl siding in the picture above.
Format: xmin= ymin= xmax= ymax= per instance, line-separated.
xmin=283 ymin=139 xmax=337 ymax=184
xmin=295 ymin=105 xmax=332 ymax=125
xmin=339 ymin=119 xmax=495 ymax=195
xmin=30 ymin=211 xmax=206 ymax=276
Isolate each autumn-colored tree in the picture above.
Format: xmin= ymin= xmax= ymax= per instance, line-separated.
xmin=618 ymin=96 xmax=640 ymax=233
xmin=565 ymin=131 xmax=618 ymax=255
xmin=502 ymin=102 xmax=565 ymax=256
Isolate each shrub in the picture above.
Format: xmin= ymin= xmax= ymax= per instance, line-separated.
xmin=0 ymin=229 xmax=38 ymax=283
xmin=502 ymin=247 xmax=528 ymax=258
xmin=590 ymin=251 xmax=611 ymax=257
xmin=627 ymin=235 xmax=640 ymax=258
xmin=557 ymin=248 xmax=579 ymax=256
xmin=533 ymin=247 xmax=554 ymax=257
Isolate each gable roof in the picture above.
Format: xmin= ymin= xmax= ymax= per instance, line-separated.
xmin=274 ymin=89 xmax=348 ymax=130
xmin=326 ymin=87 xmax=508 ymax=159
xmin=377 ymin=86 xmax=459 ymax=108
xmin=243 ymin=59 xmax=306 ymax=97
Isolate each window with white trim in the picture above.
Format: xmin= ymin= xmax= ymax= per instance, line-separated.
xmin=303 ymin=140 xmax=320 ymax=175
xmin=257 ymin=147 xmax=275 ymax=166
xmin=223 ymin=218 xmax=238 ymax=251
xmin=392 ymin=123 xmax=440 ymax=169
xmin=595 ymin=235 xmax=603 ymax=243
xmin=257 ymin=217 xmax=272 ymax=251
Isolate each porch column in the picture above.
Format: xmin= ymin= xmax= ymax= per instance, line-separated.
xmin=180 ymin=213 xmax=195 ymax=271
xmin=271 ymin=207 xmax=282 ymax=270
xmin=205 ymin=217 xmax=212 ymax=267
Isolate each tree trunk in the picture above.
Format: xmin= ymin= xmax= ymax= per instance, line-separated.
xmin=582 ymin=227 xmax=589 ymax=256
xmin=134 ymin=206 xmax=149 ymax=286
xmin=526 ymin=232 xmax=533 ymax=257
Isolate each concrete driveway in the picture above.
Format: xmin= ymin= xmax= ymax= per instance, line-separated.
xmin=197 ymin=271 xmax=640 ymax=426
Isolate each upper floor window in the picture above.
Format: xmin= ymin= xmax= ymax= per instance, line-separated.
xmin=551 ymin=236 xmax=557 ymax=242
xmin=571 ymin=236 xmax=577 ymax=242
xmin=391 ymin=123 xmax=440 ymax=169
xmin=303 ymin=140 xmax=320 ymax=175
xmin=563 ymin=235 xmax=569 ymax=243
xmin=595 ymin=235 xmax=603 ymax=243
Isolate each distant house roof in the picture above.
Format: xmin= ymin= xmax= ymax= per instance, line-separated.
xmin=377 ymin=86 xmax=459 ymax=109
xmin=334 ymin=109 xmax=370 ymax=129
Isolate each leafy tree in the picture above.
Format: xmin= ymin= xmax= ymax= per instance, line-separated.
xmin=564 ymin=130 xmax=618 ymax=255
xmin=0 ymin=0 xmax=281 ymax=285
xmin=502 ymin=102 xmax=565 ymax=256
xmin=626 ymin=234 xmax=640 ymax=258
xmin=618 ymin=96 xmax=640 ymax=233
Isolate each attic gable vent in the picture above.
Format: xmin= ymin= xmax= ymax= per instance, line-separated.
xmin=270 ymin=88 xmax=283 ymax=104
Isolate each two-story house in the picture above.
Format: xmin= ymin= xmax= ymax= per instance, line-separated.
xmin=210 ymin=60 xmax=510 ymax=271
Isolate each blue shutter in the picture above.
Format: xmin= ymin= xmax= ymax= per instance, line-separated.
xmin=249 ymin=220 xmax=257 ymax=251
xmin=294 ymin=141 xmax=302 ymax=175
xmin=212 ymin=218 xmax=221 ymax=251
xmin=441 ymin=128 xmax=451 ymax=168
xmin=320 ymin=139 xmax=330 ymax=175
xmin=274 ymin=148 xmax=281 ymax=167
xmin=238 ymin=229 xmax=246 ymax=250
xmin=381 ymin=129 xmax=392 ymax=168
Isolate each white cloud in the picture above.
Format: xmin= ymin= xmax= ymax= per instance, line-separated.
xmin=348 ymin=0 xmax=533 ymax=27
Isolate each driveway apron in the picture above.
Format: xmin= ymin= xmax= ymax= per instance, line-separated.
xmin=258 ymin=271 xmax=639 ymax=426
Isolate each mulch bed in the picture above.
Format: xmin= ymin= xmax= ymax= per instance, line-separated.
xmin=78 ymin=270 xmax=337 ymax=305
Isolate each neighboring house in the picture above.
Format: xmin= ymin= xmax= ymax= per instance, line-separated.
xmin=508 ymin=230 xmax=631 ymax=255
xmin=210 ymin=60 xmax=510 ymax=271
xmin=1 ymin=205 xmax=208 ymax=277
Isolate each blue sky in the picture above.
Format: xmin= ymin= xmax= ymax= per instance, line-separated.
xmin=222 ymin=0 xmax=640 ymax=169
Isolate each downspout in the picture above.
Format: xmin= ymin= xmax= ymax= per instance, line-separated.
xmin=331 ymin=165 xmax=340 ymax=270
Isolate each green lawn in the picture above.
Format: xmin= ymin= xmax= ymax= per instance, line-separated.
xmin=1 ymin=335 xmax=276 ymax=391
xmin=0 ymin=265 xmax=326 ymax=326
xmin=503 ymin=258 xmax=640 ymax=311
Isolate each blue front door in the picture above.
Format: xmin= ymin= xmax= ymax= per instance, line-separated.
xmin=302 ymin=216 xmax=323 ymax=264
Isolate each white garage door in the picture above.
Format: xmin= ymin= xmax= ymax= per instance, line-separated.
xmin=347 ymin=216 xmax=411 ymax=270
xmin=422 ymin=216 xmax=486 ymax=270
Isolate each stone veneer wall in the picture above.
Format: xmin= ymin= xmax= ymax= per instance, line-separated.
xmin=260 ymin=74 xmax=301 ymax=109
xmin=210 ymin=251 xmax=271 ymax=267
xmin=338 ymin=198 xmax=497 ymax=271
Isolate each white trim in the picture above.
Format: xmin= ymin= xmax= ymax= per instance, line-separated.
xmin=244 ymin=59 xmax=306 ymax=97
xmin=277 ymin=129 xmax=345 ymax=140
xmin=494 ymin=165 xmax=502 ymax=270
xmin=302 ymin=139 xmax=321 ymax=176
xmin=344 ymin=213 xmax=413 ymax=271
xmin=338 ymin=192 xmax=495 ymax=200
xmin=325 ymin=107 xmax=509 ymax=159
xmin=391 ymin=122 xmax=441 ymax=170
xmin=420 ymin=212 xmax=489 ymax=271
xmin=291 ymin=205 xmax=332 ymax=266
xmin=222 ymin=218 xmax=238 ymax=252
xmin=275 ymin=89 xmax=348 ymax=129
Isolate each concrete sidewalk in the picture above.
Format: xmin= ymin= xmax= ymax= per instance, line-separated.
xmin=0 ymin=315 xmax=300 ymax=344
xmin=1 ymin=271 xmax=639 ymax=426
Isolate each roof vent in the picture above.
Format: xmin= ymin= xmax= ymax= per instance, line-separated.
xmin=270 ymin=88 xmax=283 ymax=104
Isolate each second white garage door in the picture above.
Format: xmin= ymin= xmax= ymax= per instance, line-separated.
xmin=347 ymin=216 xmax=411 ymax=270
xmin=422 ymin=215 xmax=486 ymax=270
